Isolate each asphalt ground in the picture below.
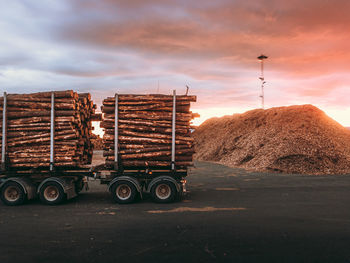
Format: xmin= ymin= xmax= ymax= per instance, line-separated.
xmin=1 ymin=161 xmax=350 ymax=263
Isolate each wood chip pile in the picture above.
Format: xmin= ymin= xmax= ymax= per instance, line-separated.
xmin=101 ymin=94 xmax=198 ymax=169
xmin=0 ymin=90 xmax=96 ymax=168
xmin=193 ymin=105 xmax=350 ymax=175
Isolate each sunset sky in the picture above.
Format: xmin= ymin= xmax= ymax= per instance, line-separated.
xmin=1 ymin=0 xmax=350 ymax=128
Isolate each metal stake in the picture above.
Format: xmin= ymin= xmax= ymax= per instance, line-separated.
xmin=1 ymin=92 xmax=7 ymax=171
xmin=257 ymin=54 xmax=268 ymax=109
xmin=50 ymin=92 xmax=55 ymax=171
xmin=171 ymin=90 xmax=176 ymax=170
xmin=114 ymin=94 xmax=119 ymax=171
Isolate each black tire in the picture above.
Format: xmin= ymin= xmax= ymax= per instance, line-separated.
xmin=39 ymin=182 xmax=66 ymax=205
xmin=0 ymin=182 xmax=26 ymax=206
xmin=150 ymin=181 xmax=177 ymax=203
xmin=111 ymin=181 xmax=137 ymax=204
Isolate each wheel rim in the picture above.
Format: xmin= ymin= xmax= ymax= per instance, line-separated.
xmin=116 ymin=184 xmax=132 ymax=200
xmin=4 ymin=186 xmax=20 ymax=202
xmin=155 ymin=184 xmax=171 ymax=200
xmin=43 ymin=186 xmax=59 ymax=202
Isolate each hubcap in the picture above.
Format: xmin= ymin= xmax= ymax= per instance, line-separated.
xmin=4 ymin=186 xmax=20 ymax=202
xmin=43 ymin=186 xmax=59 ymax=202
xmin=155 ymin=184 xmax=171 ymax=200
xmin=116 ymin=185 xmax=132 ymax=200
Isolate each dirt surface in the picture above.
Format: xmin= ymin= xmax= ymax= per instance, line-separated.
xmin=1 ymin=161 xmax=350 ymax=262
xmin=194 ymin=105 xmax=350 ymax=175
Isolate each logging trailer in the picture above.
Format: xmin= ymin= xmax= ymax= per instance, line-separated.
xmin=0 ymin=91 xmax=190 ymax=206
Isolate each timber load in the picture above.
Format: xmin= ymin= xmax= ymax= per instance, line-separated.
xmin=0 ymin=90 xmax=97 ymax=169
xmin=101 ymin=93 xmax=198 ymax=170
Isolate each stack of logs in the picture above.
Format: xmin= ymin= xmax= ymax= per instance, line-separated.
xmin=0 ymin=90 xmax=96 ymax=168
xmin=101 ymin=94 xmax=198 ymax=169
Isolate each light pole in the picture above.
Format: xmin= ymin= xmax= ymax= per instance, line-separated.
xmin=257 ymin=54 xmax=268 ymax=109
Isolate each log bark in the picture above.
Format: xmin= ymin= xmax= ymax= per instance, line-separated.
xmin=5 ymin=110 xmax=79 ymax=119
xmin=105 ymin=145 xmax=192 ymax=154
xmin=102 ymin=104 xmax=191 ymax=113
xmin=103 ymin=130 xmax=194 ymax=142
xmin=5 ymin=90 xmax=76 ymax=99
xmin=105 ymin=160 xmax=192 ymax=167
xmin=104 ymin=148 xmax=194 ymax=158
xmin=104 ymin=136 xmax=193 ymax=146
xmin=9 ymin=162 xmax=77 ymax=168
xmin=0 ymin=90 xmax=95 ymax=168
xmin=104 ymin=125 xmax=189 ymax=135
xmin=103 ymin=94 xmax=196 ymax=102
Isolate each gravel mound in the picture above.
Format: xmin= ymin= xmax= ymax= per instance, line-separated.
xmin=193 ymin=105 xmax=350 ymax=175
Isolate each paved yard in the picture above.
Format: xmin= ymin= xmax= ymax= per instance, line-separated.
xmin=1 ymin=161 xmax=350 ymax=262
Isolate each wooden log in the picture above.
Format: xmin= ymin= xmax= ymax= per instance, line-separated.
xmin=8 ymin=151 xmax=76 ymax=158
xmin=7 ymin=127 xmax=75 ymax=138
xmin=103 ymin=130 xmax=194 ymax=142
xmin=106 ymin=155 xmax=193 ymax=162
xmin=105 ymin=160 xmax=192 ymax=167
xmin=103 ymin=135 xmax=193 ymax=145
xmin=105 ymin=148 xmax=194 ymax=159
xmin=103 ymin=95 xmax=196 ymax=103
xmin=3 ymin=101 xmax=76 ymax=110
xmin=5 ymin=110 xmax=79 ymax=119
xmin=5 ymin=90 xmax=76 ymax=99
xmin=1 ymin=90 xmax=95 ymax=168
xmin=104 ymin=125 xmax=189 ymax=135
xmin=0 ymin=98 xmax=76 ymax=104
xmin=7 ymin=116 xmax=76 ymax=125
xmin=104 ymin=111 xmax=193 ymax=119
xmin=7 ymin=130 xmax=78 ymax=143
xmin=101 ymin=119 xmax=189 ymax=129
xmin=9 ymin=156 xmax=79 ymax=164
xmin=104 ymin=146 xmax=193 ymax=156
xmin=79 ymin=93 xmax=91 ymax=100
xmin=102 ymin=118 xmax=190 ymax=128
xmin=8 ymin=145 xmax=76 ymax=153
xmin=8 ymin=124 xmax=73 ymax=132
xmin=7 ymin=133 xmax=79 ymax=147
xmin=101 ymin=104 xmax=191 ymax=113
xmin=103 ymin=143 xmax=192 ymax=151
xmin=9 ymin=162 xmax=77 ymax=168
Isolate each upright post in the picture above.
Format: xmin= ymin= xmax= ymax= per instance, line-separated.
xmin=50 ymin=92 xmax=55 ymax=171
xmin=260 ymin=60 xmax=264 ymax=109
xmin=257 ymin=54 xmax=268 ymax=109
xmin=171 ymin=90 xmax=176 ymax=170
xmin=114 ymin=94 xmax=119 ymax=171
xmin=1 ymin=92 xmax=7 ymax=171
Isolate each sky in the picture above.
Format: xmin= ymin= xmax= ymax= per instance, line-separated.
xmin=1 ymin=0 xmax=350 ymax=129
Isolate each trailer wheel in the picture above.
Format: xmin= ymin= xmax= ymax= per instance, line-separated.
xmin=111 ymin=181 xmax=137 ymax=204
xmin=0 ymin=182 xmax=26 ymax=206
xmin=39 ymin=182 xmax=65 ymax=205
xmin=151 ymin=181 xmax=177 ymax=203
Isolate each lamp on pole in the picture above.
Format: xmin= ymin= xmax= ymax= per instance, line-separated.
xmin=257 ymin=54 xmax=268 ymax=109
